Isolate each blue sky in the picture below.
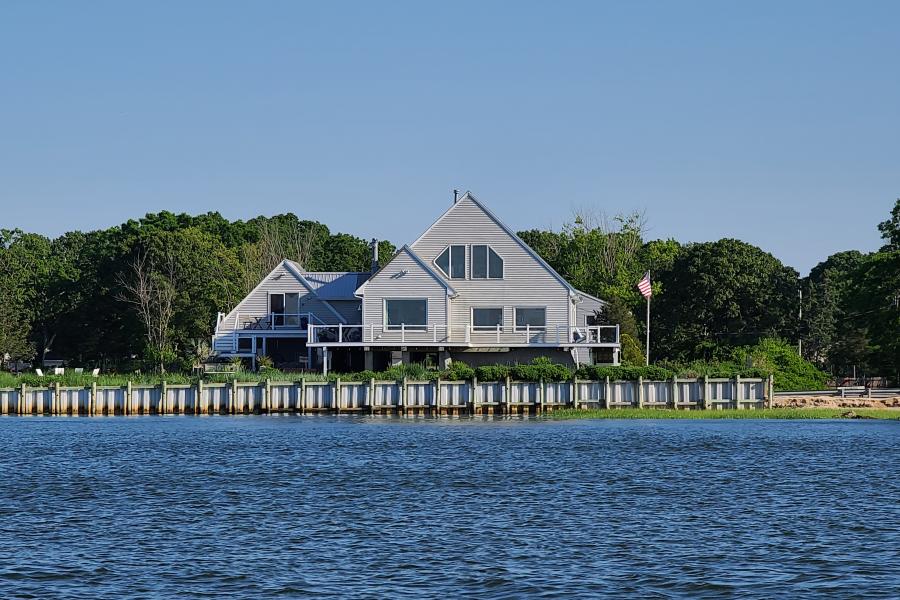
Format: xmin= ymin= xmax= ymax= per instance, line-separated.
xmin=1 ymin=1 xmax=897 ymax=273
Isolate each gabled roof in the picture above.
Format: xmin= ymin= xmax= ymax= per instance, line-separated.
xmin=301 ymin=271 xmax=371 ymax=300
xmin=356 ymin=245 xmax=458 ymax=297
xmin=410 ymin=191 xmax=578 ymax=296
xmin=575 ymin=289 xmax=608 ymax=306
xmin=279 ymin=260 xmax=348 ymax=323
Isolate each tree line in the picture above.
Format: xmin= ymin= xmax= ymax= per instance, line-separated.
xmin=0 ymin=200 xmax=897 ymax=381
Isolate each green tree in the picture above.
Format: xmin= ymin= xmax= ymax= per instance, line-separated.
xmin=651 ymin=239 xmax=799 ymax=361
xmin=877 ymin=198 xmax=899 ymax=251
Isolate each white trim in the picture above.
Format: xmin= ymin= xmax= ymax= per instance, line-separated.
xmin=410 ymin=192 xmax=577 ymax=295
xmin=471 ymin=306 xmax=504 ymax=330
xmin=383 ymin=297 xmax=429 ymax=330
xmin=514 ymin=306 xmax=547 ymax=330
xmin=282 ymin=260 xmax=348 ymax=324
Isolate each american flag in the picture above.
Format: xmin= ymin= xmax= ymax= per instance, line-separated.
xmin=637 ymin=271 xmax=652 ymax=299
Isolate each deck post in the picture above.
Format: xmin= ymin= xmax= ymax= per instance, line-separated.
xmin=299 ymin=378 xmax=306 ymax=413
xmin=701 ymin=377 xmax=709 ymax=410
xmin=264 ymin=378 xmax=271 ymax=413
xmin=671 ymin=376 xmax=679 ymax=410
xmin=334 ymin=378 xmax=341 ymax=413
xmin=160 ymin=380 xmax=167 ymax=415
xmin=604 ymin=376 xmax=610 ymax=410
xmin=90 ymin=381 xmax=97 ymax=416
xmin=734 ymin=375 xmax=741 ymax=410
xmin=637 ymin=376 xmax=644 ymax=409
xmin=125 ymin=380 xmax=132 ymax=416
xmin=229 ymin=378 xmax=237 ymax=414
xmin=767 ymin=374 xmax=774 ymax=409
xmin=53 ymin=381 xmax=60 ymax=415
xmin=570 ymin=377 xmax=577 ymax=409
xmin=197 ymin=378 xmax=204 ymax=415
xmin=539 ymin=378 xmax=545 ymax=413
xmin=470 ymin=376 xmax=477 ymax=415
xmin=19 ymin=382 xmax=25 ymax=416
xmin=369 ymin=377 xmax=375 ymax=413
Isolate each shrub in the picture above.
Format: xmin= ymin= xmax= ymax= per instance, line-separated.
xmin=732 ymin=338 xmax=828 ymax=391
xmin=474 ymin=364 xmax=510 ymax=381
xmin=443 ymin=361 xmax=475 ymax=381
xmin=620 ymin=333 xmax=645 ymax=366
xmin=575 ymin=365 xmax=674 ymax=381
xmin=510 ymin=357 xmax=572 ymax=381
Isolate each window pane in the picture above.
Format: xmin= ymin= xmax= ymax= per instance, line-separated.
xmin=386 ymin=299 xmax=427 ymax=329
xmin=488 ymin=247 xmax=503 ymax=279
xmin=450 ymin=245 xmax=465 ymax=279
xmin=473 ymin=308 xmax=503 ymax=328
xmin=472 ymin=245 xmax=487 ymax=278
xmin=436 ymin=248 xmax=450 ymax=276
xmin=270 ymin=294 xmax=285 ymax=313
xmin=515 ymin=307 xmax=546 ymax=328
xmin=285 ymin=293 xmax=300 ymax=313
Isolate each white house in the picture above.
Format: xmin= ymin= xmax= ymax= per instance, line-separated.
xmin=213 ymin=192 xmax=620 ymax=372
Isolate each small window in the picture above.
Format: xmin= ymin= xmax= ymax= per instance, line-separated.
xmin=471 ymin=245 xmax=503 ymax=279
xmin=472 ymin=307 xmax=503 ymax=329
xmin=515 ymin=307 xmax=546 ymax=330
xmin=435 ymin=245 xmax=466 ymax=279
xmin=385 ymin=299 xmax=427 ymax=330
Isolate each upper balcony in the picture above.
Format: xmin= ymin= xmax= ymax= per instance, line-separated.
xmin=306 ymin=323 xmax=619 ymax=348
xmin=216 ymin=311 xmax=325 ymax=334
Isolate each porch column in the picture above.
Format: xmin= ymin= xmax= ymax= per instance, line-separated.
xmin=322 ymin=347 xmax=329 ymax=376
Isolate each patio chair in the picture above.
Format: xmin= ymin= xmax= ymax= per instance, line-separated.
xmin=54 ymin=367 xmax=65 ymax=375
xmin=92 ymin=368 xmax=100 ymax=377
xmin=74 ymin=368 xmax=83 ymax=374
xmin=35 ymin=368 xmax=44 ymax=377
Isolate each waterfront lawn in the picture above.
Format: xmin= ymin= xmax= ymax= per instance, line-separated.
xmin=549 ymin=408 xmax=900 ymax=420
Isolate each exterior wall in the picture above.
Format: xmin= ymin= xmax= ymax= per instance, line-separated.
xmin=411 ymin=195 xmax=572 ymax=342
xmin=328 ymin=300 xmax=362 ymax=325
xmin=218 ymin=262 xmax=343 ymax=333
xmin=361 ymin=249 xmax=449 ymax=331
xmin=575 ymin=293 xmax=605 ymax=327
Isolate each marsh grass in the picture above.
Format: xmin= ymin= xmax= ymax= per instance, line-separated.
xmin=549 ymin=408 xmax=900 ymax=420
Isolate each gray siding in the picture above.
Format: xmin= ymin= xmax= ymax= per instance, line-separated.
xmin=361 ymin=248 xmax=449 ymax=329
xmin=575 ymin=293 xmax=605 ymax=327
xmin=411 ymin=195 xmax=572 ymax=341
xmin=218 ymin=262 xmax=344 ymax=332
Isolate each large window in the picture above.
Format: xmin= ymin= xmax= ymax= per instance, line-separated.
xmin=435 ymin=245 xmax=466 ymax=279
xmin=515 ymin=307 xmax=546 ymax=330
xmin=472 ymin=307 xmax=503 ymax=330
xmin=385 ymin=299 xmax=427 ymax=330
xmin=471 ymin=245 xmax=503 ymax=279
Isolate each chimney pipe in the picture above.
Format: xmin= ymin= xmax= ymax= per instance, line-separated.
xmin=453 ymin=189 xmax=459 ymax=204
xmin=370 ymin=238 xmax=379 ymax=272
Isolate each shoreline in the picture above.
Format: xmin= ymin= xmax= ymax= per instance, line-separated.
xmin=549 ymin=407 xmax=900 ymax=420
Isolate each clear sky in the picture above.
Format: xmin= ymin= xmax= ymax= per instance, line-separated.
xmin=1 ymin=1 xmax=897 ymax=273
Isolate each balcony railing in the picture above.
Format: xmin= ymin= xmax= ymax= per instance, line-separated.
xmin=216 ymin=311 xmax=325 ymax=333
xmin=307 ymin=324 xmax=619 ymax=347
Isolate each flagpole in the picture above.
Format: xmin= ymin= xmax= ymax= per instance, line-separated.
xmin=645 ymin=293 xmax=650 ymax=366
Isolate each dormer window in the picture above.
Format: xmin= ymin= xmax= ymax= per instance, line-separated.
xmin=435 ymin=245 xmax=465 ymax=279
xmin=471 ymin=245 xmax=503 ymax=279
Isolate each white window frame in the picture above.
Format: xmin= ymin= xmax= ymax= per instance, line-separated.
xmin=471 ymin=306 xmax=504 ymax=330
xmin=383 ymin=298 xmax=428 ymax=330
xmin=514 ymin=306 xmax=547 ymax=330
xmin=433 ymin=245 xmax=467 ymax=280
xmin=470 ymin=244 xmax=504 ymax=279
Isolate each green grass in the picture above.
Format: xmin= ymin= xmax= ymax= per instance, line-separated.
xmin=549 ymin=408 xmax=900 ymax=420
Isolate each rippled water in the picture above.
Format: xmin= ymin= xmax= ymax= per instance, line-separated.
xmin=1 ymin=416 xmax=898 ymax=598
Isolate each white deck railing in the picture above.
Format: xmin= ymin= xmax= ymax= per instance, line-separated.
xmin=216 ymin=311 xmax=325 ymax=334
xmin=306 ymin=323 xmax=619 ymax=346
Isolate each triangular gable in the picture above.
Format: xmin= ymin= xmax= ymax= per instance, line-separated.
xmin=223 ymin=259 xmax=347 ymax=325
xmin=410 ymin=191 xmax=578 ymax=296
xmin=356 ymin=245 xmax=457 ymax=297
